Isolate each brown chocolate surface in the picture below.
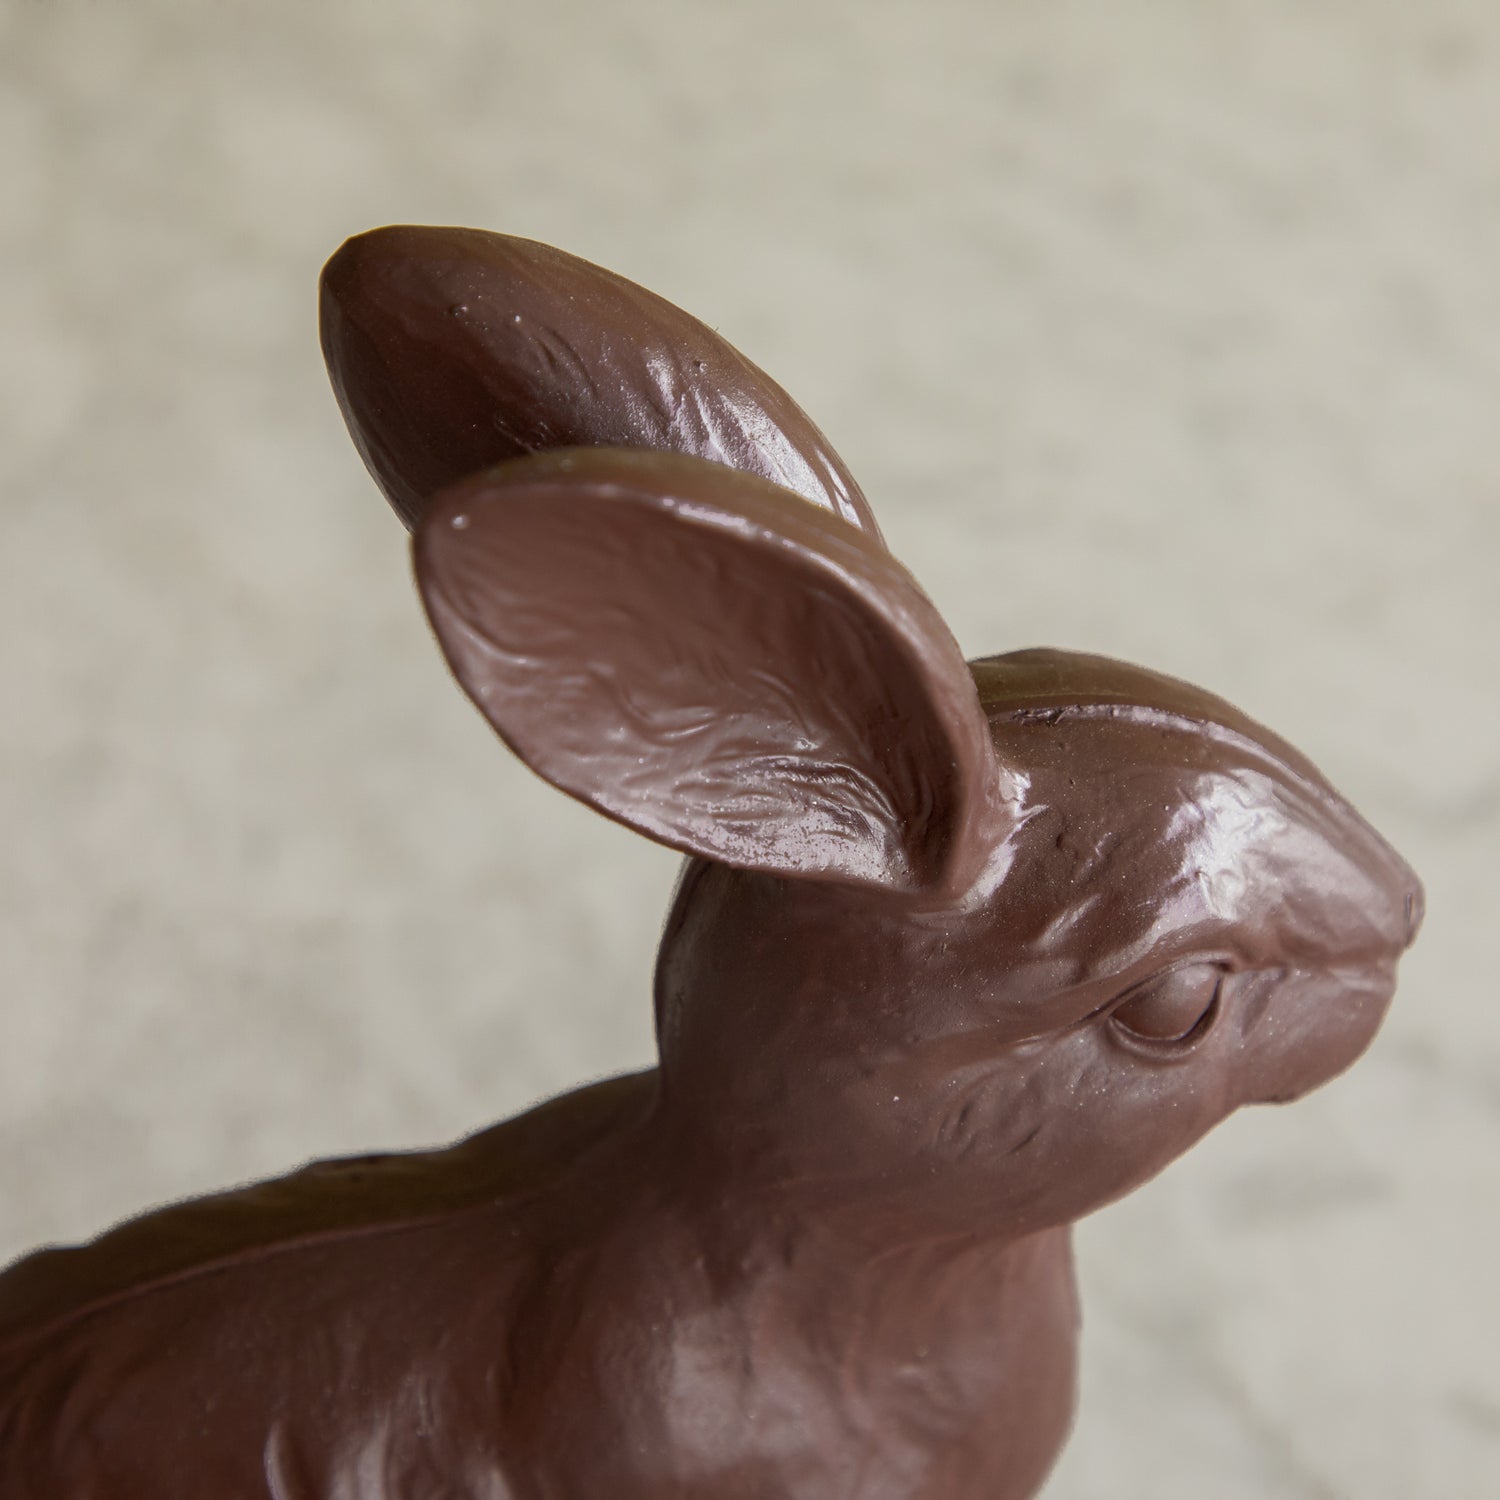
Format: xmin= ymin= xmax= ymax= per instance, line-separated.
xmin=319 ymin=226 xmax=880 ymax=538
xmin=0 ymin=227 xmax=1423 ymax=1500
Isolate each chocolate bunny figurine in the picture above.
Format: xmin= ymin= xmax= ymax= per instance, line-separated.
xmin=0 ymin=227 xmax=1422 ymax=1499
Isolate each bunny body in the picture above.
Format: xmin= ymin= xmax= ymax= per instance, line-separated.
xmin=0 ymin=228 xmax=1422 ymax=1499
xmin=0 ymin=1067 xmax=1075 ymax=1499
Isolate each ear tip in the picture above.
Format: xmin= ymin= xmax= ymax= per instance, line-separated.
xmin=323 ymin=224 xmax=551 ymax=284
xmin=322 ymin=223 xmax=464 ymax=273
xmin=320 ymin=225 xmax=518 ymax=325
xmin=319 ymin=225 xmax=410 ymax=305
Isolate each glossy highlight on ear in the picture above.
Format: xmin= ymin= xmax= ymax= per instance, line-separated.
xmin=415 ymin=449 xmax=1012 ymax=895
xmin=320 ymin=225 xmax=879 ymax=537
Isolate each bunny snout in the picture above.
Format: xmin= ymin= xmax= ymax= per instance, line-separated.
xmin=1230 ymin=808 xmax=1420 ymax=1107
xmin=1233 ymin=957 xmax=1402 ymax=1108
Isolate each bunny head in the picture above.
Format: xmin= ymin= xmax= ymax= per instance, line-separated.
xmin=649 ymin=643 xmax=1420 ymax=1239
xmin=322 ymin=226 xmax=1422 ymax=1241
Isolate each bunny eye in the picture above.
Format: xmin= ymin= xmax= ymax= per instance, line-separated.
xmin=1109 ymin=963 xmax=1224 ymax=1047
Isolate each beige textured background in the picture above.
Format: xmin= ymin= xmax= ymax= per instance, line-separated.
xmin=2 ymin=2 xmax=1496 ymax=1494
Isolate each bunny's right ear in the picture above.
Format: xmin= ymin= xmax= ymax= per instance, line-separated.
xmin=416 ymin=449 xmax=1019 ymax=898
xmin=321 ymin=226 xmax=879 ymax=539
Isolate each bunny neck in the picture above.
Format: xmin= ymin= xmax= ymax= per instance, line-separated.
xmin=651 ymin=861 xmax=1042 ymax=1183
xmin=576 ymin=862 xmax=1086 ymax=1490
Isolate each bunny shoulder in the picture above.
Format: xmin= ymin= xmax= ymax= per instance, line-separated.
xmin=0 ymin=1200 xmax=536 ymax=1499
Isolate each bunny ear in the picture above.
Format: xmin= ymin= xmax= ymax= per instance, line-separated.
xmin=416 ymin=449 xmax=1016 ymax=897
xmin=321 ymin=225 xmax=880 ymax=540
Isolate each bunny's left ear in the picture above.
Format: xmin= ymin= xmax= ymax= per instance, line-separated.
xmin=416 ymin=449 xmax=1020 ymax=898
